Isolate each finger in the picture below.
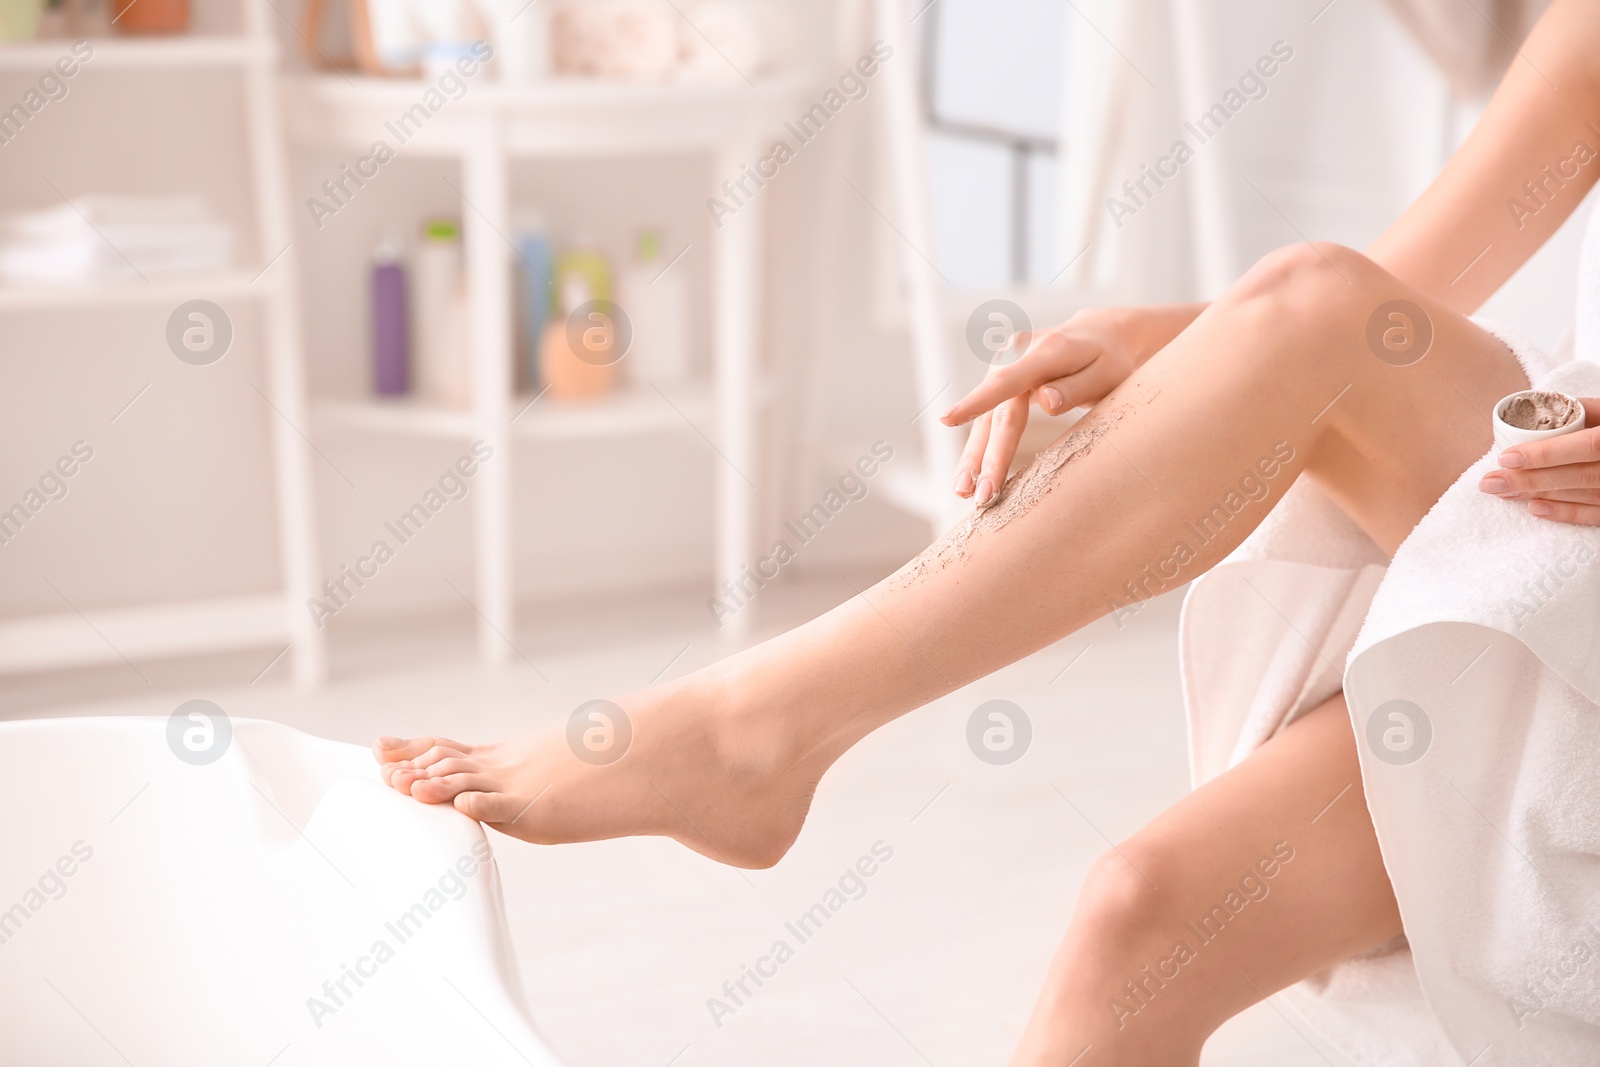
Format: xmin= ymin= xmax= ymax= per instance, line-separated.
xmin=1479 ymin=463 xmax=1600 ymax=495
xmin=954 ymin=411 xmax=992 ymax=497
xmin=945 ymin=366 xmax=1027 ymax=427
xmin=1506 ymin=488 xmax=1600 ymax=505
xmin=1036 ymin=356 xmax=1121 ymax=415
xmin=1526 ymin=499 xmax=1600 ymax=526
xmin=977 ymin=395 xmax=1029 ymax=506
xmin=1497 ymin=421 xmax=1600 ymax=471
xmin=1021 ymin=328 xmax=1098 ymax=377
xmin=410 ymin=773 xmax=497 ymax=804
xmin=1036 ymin=375 xmax=1074 ymax=416
xmin=942 ymin=332 xmax=1095 ymax=426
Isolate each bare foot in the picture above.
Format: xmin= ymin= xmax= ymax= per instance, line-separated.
xmin=373 ymin=675 xmax=816 ymax=869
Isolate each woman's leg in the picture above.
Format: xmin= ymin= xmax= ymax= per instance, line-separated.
xmin=376 ymin=242 xmax=1527 ymax=867
xmin=1008 ymin=694 xmax=1398 ymax=1067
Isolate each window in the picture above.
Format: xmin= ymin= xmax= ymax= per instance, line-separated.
xmin=921 ymin=0 xmax=1064 ymax=288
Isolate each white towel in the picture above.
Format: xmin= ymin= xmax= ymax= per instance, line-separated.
xmin=1180 ymin=326 xmax=1600 ymax=1064
xmin=0 ymin=196 xmax=232 ymax=285
xmin=0 ymin=716 xmax=561 ymax=1066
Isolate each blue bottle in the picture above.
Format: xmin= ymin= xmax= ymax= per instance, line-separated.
xmin=515 ymin=214 xmax=554 ymax=390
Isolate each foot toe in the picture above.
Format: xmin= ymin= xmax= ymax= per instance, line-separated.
xmin=423 ymin=757 xmax=476 ymax=779
xmin=388 ymin=765 xmax=433 ymax=795
xmin=373 ymin=735 xmax=468 ymax=762
xmin=411 ymin=744 xmax=468 ymax=770
xmin=411 ymin=772 xmax=493 ymax=804
xmin=453 ymin=790 xmax=522 ymax=824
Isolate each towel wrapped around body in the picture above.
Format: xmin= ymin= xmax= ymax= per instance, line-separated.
xmin=1179 ymin=322 xmax=1600 ymax=1066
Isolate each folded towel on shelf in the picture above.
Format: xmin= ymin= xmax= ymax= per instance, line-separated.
xmin=0 ymin=195 xmax=232 ymax=286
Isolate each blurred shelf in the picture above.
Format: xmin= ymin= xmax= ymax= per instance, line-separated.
xmin=513 ymin=381 xmax=714 ymax=440
xmin=282 ymin=71 xmax=821 ymax=157
xmin=0 ymin=36 xmax=273 ymax=69
xmin=0 ymin=269 xmax=274 ymax=312
xmin=312 ymin=396 xmax=478 ymax=439
xmin=311 ymin=381 xmax=719 ymax=441
xmin=0 ymin=594 xmax=291 ymax=675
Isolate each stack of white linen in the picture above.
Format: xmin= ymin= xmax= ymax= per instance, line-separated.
xmin=0 ymin=195 xmax=232 ymax=285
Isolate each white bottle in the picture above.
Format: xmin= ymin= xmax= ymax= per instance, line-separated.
xmin=413 ymin=218 xmax=471 ymax=408
xmin=619 ymin=229 xmax=691 ymax=384
xmin=485 ymin=0 xmax=550 ymax=83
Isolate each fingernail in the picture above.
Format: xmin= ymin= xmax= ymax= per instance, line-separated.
xmin=1479 ymin=475 xmax=1508 ymax=494
xmin=954 ymin=469 xmax=974 ymax=495
xmin=975 ymin=477 xmax=994 ymax=505
xmin=1499 ymin=450 xmax=1526 ymax=468
xmin=1528 ymin=501 xmax=1554 ymax=517
xmin=1039 ymin=386 xmax=1063 ymax=412
xmin=378 ymin=736 xmax=402 ymax=748
xmin=939 ymin=406 xmax=958 ymax=423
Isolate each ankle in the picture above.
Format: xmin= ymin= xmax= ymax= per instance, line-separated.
xmin=630 ymin=664 xmax=814 ymax=868
xmin=687 ymin=659 xmax=819 ymax=781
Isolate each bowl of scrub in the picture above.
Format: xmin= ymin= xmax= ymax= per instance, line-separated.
xmin=1492 ymin=389 xmax=1587 ymax=447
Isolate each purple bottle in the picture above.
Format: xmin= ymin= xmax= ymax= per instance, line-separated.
xmin=372 ymin=236 xmax=410 ymax=396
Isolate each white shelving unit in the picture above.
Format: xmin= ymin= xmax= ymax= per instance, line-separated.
xmin=312 ymin=382 xmax=722 ymax=442
xmin=0 ymin=5 xmax=326 ymax=685
xmin=0 ymin=269 xmax=264 ymax=311
xmin=284 ymin=72 xmax=815 ymax=662
xmin=0 ymin=34 xmax=272 ymax=69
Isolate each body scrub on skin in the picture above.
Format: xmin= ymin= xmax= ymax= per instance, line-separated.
xmin=895 ymin=400 xmax=1134 ymax=584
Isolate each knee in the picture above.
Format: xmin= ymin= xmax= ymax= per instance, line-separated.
xmin=1229 ymin=241 xmax=1381 ymax=312
xmin=1071 ymin=843 xmax=1181 ymax=952
xmin=1046 ymin=844 xmax=1203 ymax=1037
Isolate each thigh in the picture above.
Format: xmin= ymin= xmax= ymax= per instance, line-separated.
xmin=1021 ymin=693 xmax=1401 ymax=1065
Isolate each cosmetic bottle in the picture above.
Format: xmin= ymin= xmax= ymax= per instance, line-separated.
xmin=414 ymin=217 xmax=471 ymax=408
xmin=487 ymin=0 xmax=549 ymax=82
xmin=619 ymin=228 xmax=689 ymax=384
xmin=514 ymin=213 xmax=553 ymax=390
xmin=371 ymin=235 xmax=409 ymax=396
xmin=541 ymin=272 xmax=616 ymax=399
xmin=554 ymin=235 xmax=611 ymax=306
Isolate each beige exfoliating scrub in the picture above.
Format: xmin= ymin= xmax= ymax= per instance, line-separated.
xmin=1501 ymin=390 xmax=1581 ymax=432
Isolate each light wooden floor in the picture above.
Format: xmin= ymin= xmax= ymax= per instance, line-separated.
xmin=8 ymin=577 xmax=1356 ymax=1066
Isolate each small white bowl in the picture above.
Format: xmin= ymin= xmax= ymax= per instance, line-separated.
xmin=1492 ymin=390 xmax=1587 ymax=448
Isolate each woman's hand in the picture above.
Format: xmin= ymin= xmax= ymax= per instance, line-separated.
xmin=940 ymin=304 xmax=1202 ymax=505
xmin=1478 ymin=398 xmax=1600 ymax=525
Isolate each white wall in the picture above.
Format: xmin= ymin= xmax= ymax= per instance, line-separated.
xmin=0 ymin=0 xmax=1588 ymax=655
